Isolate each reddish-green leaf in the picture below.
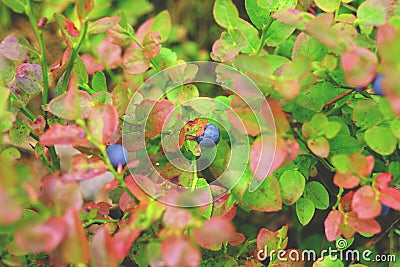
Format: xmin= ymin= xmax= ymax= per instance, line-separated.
xmin=0 ymin=186 xmax=23 ymax=225
xmin=88 ymin=103 xmax=118 ymax=144
xmin=98 ymin=39 xmax=122 ymax=69
xmin=69 ymin=154 xmax=108 ymax=180
xmin=243 ymin=176 xmax=282 ymax=212
xmin=90 ymin=227 xmax=118 ymax=267
xmin=161 ymin=236 xmax=201 ymax=267
xmin=193 ymin=217 xmax=235 ymax=249
xmin=347 ymin=211 xmax=381 ymax=235
xmin=122 ymin=47 xmax=149 ymax=74
xmin=324 ymin=210 xmax=343 ymax=242
xmin=46 ymin=90 xmax=92 ymax=120
xmin=341 ymin=48 xmax=377 ymax=87
xmin=39 ymin=124 xmax=88 ymax=146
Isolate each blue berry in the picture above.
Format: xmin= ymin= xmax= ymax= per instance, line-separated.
xmin=380 ymin=203 xmax=390 ymax=216
xmin=372 ymin=74 xmax=384 ymax=96
xmin=106 ymin=144 xmax=128 ymax=168
xmin=355 ymin=87 xmax=364 ymax=92
xmin=196 ymin=123 xmax=220 ymax=148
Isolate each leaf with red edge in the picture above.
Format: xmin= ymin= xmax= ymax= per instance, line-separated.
xmin=243 ymin=176 xmax=282 ymax=212
xmin=336 ymin=171 xmax=353 ymax=188
xmin=0 ymin=186 xmax=23 ymax=225
xmin=46 ymin=89 xmax=92 ymax=120
xmin=69 ymin=154 xmax=108 ymax=180
xmin=28 ymin=115 xmax=46 ymax=135
xmin=347 ymin=211 xmax=381 ymax=235
xmin=15 ymin=216 xmax=67 ymax=254
xmin=81 ymin=54 xmax=104 ymax=75
xmin=90 ymin=16 xmax=121 ymax=34
xmin=98 ymin=39 xmax=122 ymax=69
xmin=87 ymin=103 xmax=118 ymax=144
xmin=0 ymin=35 xmax=27 ymax=61
xmin=39 ymin=124 xmax=88 ymax=146
xmin=272 ymin=9 xmax=314 ymax=31
xmin=250 ymin=136 xmax=287 ymax=180
xmin=193 ymin=217 xmax=235 ymax=249
xmin=307 ymin=136 xmax=330 ymax=158
xmin=122 ymin=47 xmax=149 ymax=74
xmin=374 ymin=173 xmax=392 ymax=191
xmin=58 ymin=208 xmax=89 ymax=264
xmin=144 ymin=99 xmax=175 ymax=138
xmin=257 ymin=228 xmax=279 ymax=251
xmin=379 ymin=187 xmax=400 ymax=210
xmin=341 ymin=47 xmax=377 ymax=87
xmin=350 ymin=154 xmax=374 ymax=177
xmin=324 ymin=210 xmax=343 ymax=242
xmin=227 ymin=95 xmax=261 ymax=136
xmin=351 ymin=186 xmax=381 ymax=219
xmin=76 ymin=0 xmax=94 ymax=22
xmin=340 ymin=191 xmax=354 ymax=212
xmin=90 ymin=227 xmax=118 ymax=267
xmin=113 ymin=226 xmax=141 ymax=260
xmin=161 ymin=236 xmax=201 ymax=267
xmin=265 ymin=98 xmax=290 ymax=134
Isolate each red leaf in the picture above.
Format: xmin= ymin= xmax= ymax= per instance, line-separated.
xmin=143 ymin=99 xmax=175 ymax=138
xmin=87 ymin=103 xmax=119 ymax=144
xmin=340 ymin=191 xmax=354 ymax=212
xmin=163 ymin=206 xmax=192 ymax=229
xmin=112 ymin=226 xmax=141 ymax=260
xmin=228 ymin=232 xmax=246 ymax=246
xmin=39 ymin=173 xmax=83 ymax=213
xmin=90 ymin=16 xmax=121 ymax=34
xmin=161 ymin=236 xmax=201 ymax=267
xmin=76 ymin=0 xmax=94 ymax=21
xmin=375 ymin=173 xmax=392 ymax=190
xmin=15 ymin=216 xmax=67 ymax=254
xmin=98 ymin=39 xmax=122 ymax=69
xmin=227 ymin=95 xmax=261 ymax=136
xmin=349 ymin=154 xmax=374 ymax=177
xmin=347 ymin=211 xmax=381 ymax=234
xmin=81 ymin=54 xmax=104 ymax=75
xmin=341 ymin=48 xmax=377 ymax=87
xmin=379 ymin=187 xmax=400 ymax=210
xmin=324 ymin=210 xmax=343 ymax=242
xmin=351 ymin=186 xmax=381 ymax=219
xmin=134 ymin=18 xmax=155 ymax=46
xmin=193 ymin=217 xmax=235 ymax=249
xmin=333 ymin=172 xmax=360 ymax=189
xmin=257 ymin=228 xmax=279 ymax=251
xmin=0 ymin=186 xmax=23 ymax=225
xmin=65 ymin=20 xmax=80 ymax=37
xmin=39 ymin=124 xmax=88 ymax=146
xmin=265 ymin=99 xmax=290 ymax=134
xmin=125 ymin=174 xmax=156 ymax=202
xmin=119 ymin=192 xmax=136 ymax=212
xmin=69 ymin=154 xmax=108 ymax=180
xmin=58 ymin=208 xmax=89 ymax=264
xmin=90 ymin=227 xmax=118 ymax=267
xmin=250 ymin=136 xmax=287 ymax=180
xmin=28 ymin=115 xmax=46 ymax=135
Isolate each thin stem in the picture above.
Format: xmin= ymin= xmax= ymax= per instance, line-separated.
xmin=48 ymin=146 xmax=60 ymax=170
xmin=333 ymin=187 xmax=344 ymax=209
xmin=323 ymin=90 xmax=354 ymax=107
xmin=15 ymin=118 xmax=38 ymax=141
xmin=342 ymin=3 xmax=357 ymax=12
xmin=256 ymin=19 xmax=273 ymax=55
xmin=83 ymin=219 xmax=119 ymax=228
xmin=26 ymin=0 xmax=49 ymax=119
xmin=191 ymin=156 xmax=198 ymax=191
xmin=76 ymin=119 xmax=137 ymax=202
xmin=10 ymin=94 xmax=36 ymax=120
xmin=236 ymin=239 xmax=257 ymax=259
xmin=61 ymin=21 xmax=88 ymax=94
xmin=127 ymin=32 xmax=160 ymax=71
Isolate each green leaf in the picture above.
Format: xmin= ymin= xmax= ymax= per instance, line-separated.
xmin=304 ymin=181 xmax=330 ymax=210
xmin=357 ymin=0 xmax=389 ymax=27
xmin=352 ymin=99 xmax=382 ymax=130
xmin=235 ymin=19 xmax=260 ymax=53
xmin=0 ymin=147 xmax=21 ymax=161
xmin=324 ymin=121 xmax=342 ymax=139
xmin=329 ymin=136 xmax=361 ymax=156
xmin=166 ymin=84 xmax=199 ymax=106
xmin=0 ymin=55 xmax=15 ymax=82
xmin=245 ymin=0 xmax=271 ymax=29
xmin=390 ymin=120 xmax=400 ymax=139
xmin=313 ymin=256 xmax=344 ymax=267
xmin=152 ymin=10 xmax=172 ymax=42
xmin=9 ymin=123 xmax=30 ymax=145
xmin=73 ymin=57 xmax=89 ymax=85
xmin=296 ymin=197 xmax=315 ymax=226
xmin=293 ymin=33 xmax=328 ymax=61
xmin=213 ymin=0 xmax=240 ymax=28
xmin=243 ymin=176 xmax=282 ymax=212
xmin=265 ymin=20 xmax=295 ymax=47
xmin=365 ymin=124 xmax=397 ymax=156
xmin=279 ymin=170 xmax=305 ymax=206
xmin=152 ymin=48 xmax=177 ymax=69
xmin=2 ymin=0 xmax=26 ymax=14
xmin=91 ymin=71 xmax=107 ymax=92
xmin=196 ymin=178 xmax=213 ymax=219
xmin=314 ymin=0 xmax=341 ymax=12
xmin=257 ymin=0 xmax=297 ymax=12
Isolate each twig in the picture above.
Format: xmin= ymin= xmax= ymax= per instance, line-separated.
xmin=323 ymin=90 xmax=354 ymax=107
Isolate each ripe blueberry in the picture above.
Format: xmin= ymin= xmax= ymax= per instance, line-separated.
xmin=106 ymin=144 xmax=128 ymax=168
xmin=196 ymin=123 xmax=220 ymax=148
xmin=372 ymin=74 xmax=384 ymax=96
xmin=380 ymin=203 xmax=390 ymax=216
